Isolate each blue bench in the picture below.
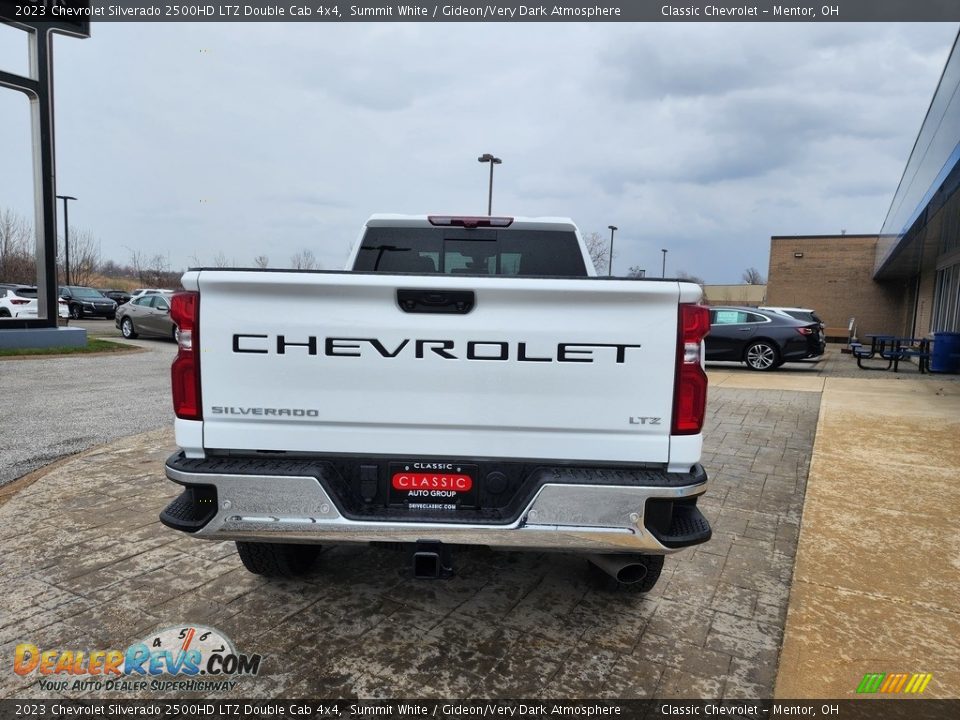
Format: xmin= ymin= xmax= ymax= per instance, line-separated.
xmin=851 ymin=338 xmax=929 ymax=372
xmin=850 ymin=341 xmax=892 ymax=370
xmin=895 ymin=348 xmax=931 ymax=373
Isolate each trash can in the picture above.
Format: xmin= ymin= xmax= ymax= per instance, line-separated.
xmin=930 ymin=332 xmax=960 ymax=374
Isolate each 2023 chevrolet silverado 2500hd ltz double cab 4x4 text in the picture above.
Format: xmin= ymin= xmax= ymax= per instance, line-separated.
xmin=160 ymin=215 xmax=712 ymax=592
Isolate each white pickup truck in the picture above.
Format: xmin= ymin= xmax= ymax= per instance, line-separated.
xmin=161 ymin=215 xmax=712 ymax=592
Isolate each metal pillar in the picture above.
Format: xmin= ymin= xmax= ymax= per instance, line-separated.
xmin=0 ymin=9 xmax=89 ymax=332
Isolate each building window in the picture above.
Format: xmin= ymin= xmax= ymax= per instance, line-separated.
xmin=932 ymin=263 xmax=960 ymax=332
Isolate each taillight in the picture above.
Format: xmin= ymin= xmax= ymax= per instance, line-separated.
xmin=672 ymin=303 xmax=710 ymax=435
xmin=170 ymin=291 xmax=201 ymax=420
xmin=10 ymin=299 xmax=29 ymax=305
xmin=427 ymin=215 xmax=513 ymax=228
xmin=796 ymin=327 xmax=814 ymax=336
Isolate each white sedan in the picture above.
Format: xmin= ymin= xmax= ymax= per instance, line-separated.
xmin=130 ymin=288 xmax=175 ymax=300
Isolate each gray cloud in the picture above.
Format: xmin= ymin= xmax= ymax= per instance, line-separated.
xmin=0 ymin=22 xmax=955 ymax=282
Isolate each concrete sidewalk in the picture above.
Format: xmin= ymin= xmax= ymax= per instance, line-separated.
xmin=773 ymin=375 xmax=960 ymax=698
xmin=711 ymin=366 xmax=960 ymax=697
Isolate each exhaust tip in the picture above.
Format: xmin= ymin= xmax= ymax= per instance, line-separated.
xmin=616 ymin=563 xmax=648 ymax=584
xmin=587 ymin=553 xmax=664 ymax=592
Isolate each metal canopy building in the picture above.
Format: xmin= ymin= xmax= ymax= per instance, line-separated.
xmin=875 ymin=30 xmax=960 ymax=335
xmin=767 ymin=30 xmax=960 ymax=340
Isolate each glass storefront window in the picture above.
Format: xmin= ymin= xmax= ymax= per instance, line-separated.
xmin=932 ymin=263 xmax=960 ymax=332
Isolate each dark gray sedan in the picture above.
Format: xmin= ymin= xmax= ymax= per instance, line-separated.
xmin=705 ymin=306 xmax=824 ymax=371
xmin=115 ymin=293 xmax=177 ymax=341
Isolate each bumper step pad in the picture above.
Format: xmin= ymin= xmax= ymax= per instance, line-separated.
xmin=644 ymin=499 xmax=712 ymax=548
xmin=160 ymin=485 xmax=217 ymax=533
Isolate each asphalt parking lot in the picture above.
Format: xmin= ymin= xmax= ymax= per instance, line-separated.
xmin=0 ymin=354 xmax=820 ymax=699
xmin=68 ymin=317 xmax=127 ymax=338
xmin=0 ymin=323 xmax=175 ymax=486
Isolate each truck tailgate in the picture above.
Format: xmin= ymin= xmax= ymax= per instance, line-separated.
xmin=192 ymin=271 xmax=685 ymax=464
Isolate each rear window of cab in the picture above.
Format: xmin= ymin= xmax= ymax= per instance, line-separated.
xmin=354 ymin=227 xmax=588 ymax=277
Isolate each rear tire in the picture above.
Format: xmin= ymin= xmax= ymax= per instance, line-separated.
xmin=236 ymin=541 xmax=320 ymax=577
xmin=588 ymin=554 xmax=664 ymax=593
xmin=744 ymin=341 xmax=779 ymax=371
xmin=69 ymin=304 xmax=82 ymax=319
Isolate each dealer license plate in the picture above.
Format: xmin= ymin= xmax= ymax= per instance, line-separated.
xmin=388 ymin=462 xmax=478 ymax=510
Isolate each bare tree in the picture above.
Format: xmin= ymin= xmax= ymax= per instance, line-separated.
xmin=676 ymin=270 xmax=706 ymax=286
xmin=146 ymin=254 xmax=172 ymax=286
xmin=582 ymin=232 xmax=610 ymax=275
xmin=127 ymin=247 xmax=176 ymax=287
xmin=59 ymin=228 xmax=100 ymax=287
xmin=0 ymin=208 xmax=34 ymax=283
xmin=626 ymin=265 xmax=646 ymax=278
xmin=742 ymin=267 xmax=764 ymax=285
xmin=212 ymin=251 xmax=231 ymax=268
xmin=290 ymin=249 xmax=318 ymax=270
xmin=126 ymin=247 xmax=148 ymax=285
xmin=99 ymin=259 xmax=125 ymax=278
xmin=253 ymin=254 xmax=269 ymax=268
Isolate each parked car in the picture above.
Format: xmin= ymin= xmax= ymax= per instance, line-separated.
xmin=706 ymin=306 xmax=824 ymax=371
xmin=0 ymin=284 xmax=38 ymax=318
xmin=759 ymin=306 xmax=826 ymax=347
xmin=58 ymin=286 xmax=117 ymax=319
xmin=759 ymin=306 xmax=824 ymax=327
xmin=0 ymin=284 xmax=69 ymax=319
xmin=99 ymin=288 xmax=133 ymax=306
xmin=116 ymin=293 xmax=177 ymax=340
xmin=130 ymin=288 xmax=175 ymax=299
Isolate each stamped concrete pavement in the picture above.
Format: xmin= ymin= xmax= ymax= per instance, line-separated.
xmin=0 ymin=385 xmax=819 ymax=699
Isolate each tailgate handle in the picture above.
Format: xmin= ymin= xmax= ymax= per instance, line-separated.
xmin=397 ymin=289 xmax=475 ymax=314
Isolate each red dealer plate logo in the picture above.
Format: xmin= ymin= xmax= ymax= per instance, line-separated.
xmin=391 ymin=473 xmax=473 ymax=492
xmin=388 ymin=463 xmax=478 ymax=509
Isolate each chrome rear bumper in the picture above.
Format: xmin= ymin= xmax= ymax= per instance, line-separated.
xmin=163 ymin=458 xmax=710 ymax=553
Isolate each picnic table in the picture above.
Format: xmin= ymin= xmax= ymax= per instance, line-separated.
xmin=850 ymin=335 xmax=930 ymax=373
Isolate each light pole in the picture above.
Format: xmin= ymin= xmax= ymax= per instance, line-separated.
xmin=477 ymin=153 xmax=502 ymax=215
xmin=56 ymin=195 xmax=77 ymax=285
xmin=661 ymin=248 xmax=668 ymax=278
xmin=607 ymin=225 xmax=618 ymax=276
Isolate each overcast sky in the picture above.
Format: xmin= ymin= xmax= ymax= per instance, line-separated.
xmin=0 ymin=21 xmax=957 ymax=282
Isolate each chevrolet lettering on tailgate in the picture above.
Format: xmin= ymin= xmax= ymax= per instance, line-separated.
xmin=232 ymin=335 xmax=643 ymax=363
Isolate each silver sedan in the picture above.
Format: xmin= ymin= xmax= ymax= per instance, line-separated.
xmin=115 ymin=294 xmax=177 ymax=341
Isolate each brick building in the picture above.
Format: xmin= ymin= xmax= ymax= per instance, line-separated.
xmin=702 ymin=284 xmax=767 ymax=307
xmin=766 ymin=235 xmax=909 ymax=338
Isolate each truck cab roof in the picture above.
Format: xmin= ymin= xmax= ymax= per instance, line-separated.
xmin=364 ymin=214 xmax=578 ymax=232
